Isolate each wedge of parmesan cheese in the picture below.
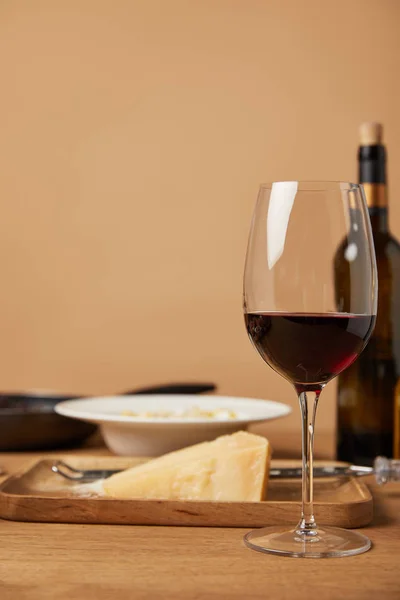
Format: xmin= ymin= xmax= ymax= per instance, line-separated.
xmin=103 ymin=431 xmax=271 ymax=501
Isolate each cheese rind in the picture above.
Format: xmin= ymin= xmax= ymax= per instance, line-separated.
xmin=103 ymin=431 xmax=271 ymax=501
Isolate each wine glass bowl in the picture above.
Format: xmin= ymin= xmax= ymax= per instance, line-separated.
xmin=243 ymin=181 xmax=377 ymax=558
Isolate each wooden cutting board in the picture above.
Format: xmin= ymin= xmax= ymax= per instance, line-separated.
xmin=0 ymin=456 xmax=373 ymax=528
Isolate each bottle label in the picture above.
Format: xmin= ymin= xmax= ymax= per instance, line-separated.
xmin=362 ymin=183 xmax=387 ymax=208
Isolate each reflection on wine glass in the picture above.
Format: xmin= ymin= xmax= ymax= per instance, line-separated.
xmin=243 ymin=181 xmax=377 ymax=558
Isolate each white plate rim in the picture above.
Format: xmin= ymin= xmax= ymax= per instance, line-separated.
xmin=55 ymin=394 xmax=292 ymax=426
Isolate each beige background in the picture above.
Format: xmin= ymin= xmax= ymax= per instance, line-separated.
xmin=0 ymin=0 xmax=399 ymax=455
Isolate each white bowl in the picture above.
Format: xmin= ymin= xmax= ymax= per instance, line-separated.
xmin=55 ymin=394 xmax=291 ymax=456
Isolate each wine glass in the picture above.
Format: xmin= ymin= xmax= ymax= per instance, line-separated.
xmin=243 ymin=181 xmax=377 ymax=558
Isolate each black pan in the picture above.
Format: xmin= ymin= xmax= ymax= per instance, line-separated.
xmin=0 ymin=383 xmax=216 ymax=452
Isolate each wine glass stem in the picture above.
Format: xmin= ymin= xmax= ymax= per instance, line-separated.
xmin=296 ymin=389 xmax=321 ymax=537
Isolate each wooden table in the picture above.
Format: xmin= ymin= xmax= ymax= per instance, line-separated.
xmin=0 ymin=434 xmax=399 ymax=600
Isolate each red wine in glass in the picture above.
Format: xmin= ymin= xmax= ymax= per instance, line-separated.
xmin=245 ymin=313 xmax=376 ymax=391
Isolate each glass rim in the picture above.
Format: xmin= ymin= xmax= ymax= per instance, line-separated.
xmin=259 ymin=181 xmax=361 ymax=191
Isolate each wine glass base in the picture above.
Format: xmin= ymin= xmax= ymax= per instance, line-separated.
xmin=244 ymin=525 xmax=371 ymax=558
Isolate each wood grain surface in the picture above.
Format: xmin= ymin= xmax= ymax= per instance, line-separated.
xmin=0 ymin=433 xmax=399 ymax=600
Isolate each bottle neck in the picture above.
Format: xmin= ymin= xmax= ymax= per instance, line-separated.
xmin=359 ymin=143 xmax=388 ymax=233
xmin=368 ymin=206 xmax=388 ymax=233
xmin=364 ymin=183 xmax=388 ymax=233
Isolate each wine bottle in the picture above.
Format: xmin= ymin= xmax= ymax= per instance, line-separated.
xmin=335 ymin=122 xmax=400 ymax=465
